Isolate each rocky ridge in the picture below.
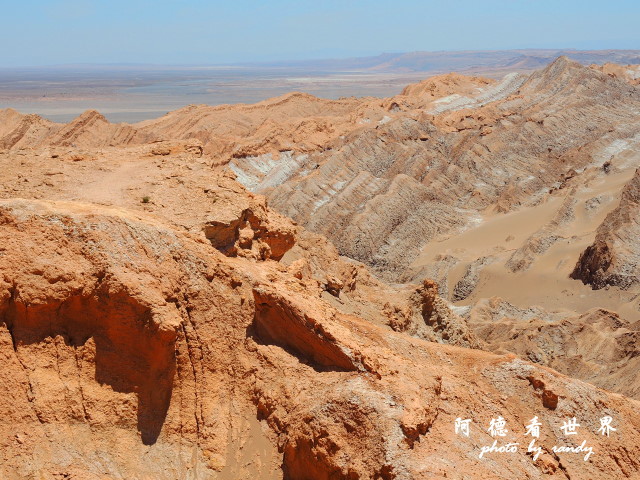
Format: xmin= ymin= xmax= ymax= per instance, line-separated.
xmin=1 ymin=56 xmax=639 ymax=479
xmin=571 ymin=169 xmax=640 ymax=290
xmin=1 ymin=197 xmax=639 ymax=479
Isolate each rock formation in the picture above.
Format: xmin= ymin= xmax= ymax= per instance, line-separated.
xmin=572 ymin=169 xmax=640 ymax=290
xmin=590 ymin=63 xmax=640 ymax=86
xmin=468 ymin=298 xmax=640 ymax=399
xmin=1 ymin=55 xmax=639 ymax=479
xmin=1 ymin=199 xmax=639 ymax=479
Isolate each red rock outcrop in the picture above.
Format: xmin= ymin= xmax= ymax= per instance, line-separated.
xmin=1 ymin=199 xmax=639 ymax=479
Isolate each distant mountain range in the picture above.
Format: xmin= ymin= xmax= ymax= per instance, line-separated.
xmin=248 ymin=48 xmax=640 ymax=74
xmin=3 ymin=49 xmax=640 ymax=74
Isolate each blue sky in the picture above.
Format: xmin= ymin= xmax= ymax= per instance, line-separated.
xmin=2 ymin=0 xmax=639 ymax=66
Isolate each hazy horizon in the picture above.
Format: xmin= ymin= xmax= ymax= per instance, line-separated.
xmin=2 ymin=0 xmax=639 ymax=67
xmin=1 ymin=47 xmax=640 ymax=70
xmin=2 ymin=47 xmax=640 ymax=123
xmin=0 ymin=48 xmax=639 ymax=71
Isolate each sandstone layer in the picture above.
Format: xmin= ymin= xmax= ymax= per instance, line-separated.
xmin=0 ymin=56 xmax=639 ymax=479
xmin=1 ymin=198 xmax=639 ymax=479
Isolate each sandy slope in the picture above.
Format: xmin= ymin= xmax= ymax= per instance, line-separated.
xmin=410 ymin=164 xmax=639 ymax=318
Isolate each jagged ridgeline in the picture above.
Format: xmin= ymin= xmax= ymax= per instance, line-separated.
xmin=0 ymin=56 xmax=639 ymax=479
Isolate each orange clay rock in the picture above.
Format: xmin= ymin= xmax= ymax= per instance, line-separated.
xmin=589 ymin=63 xmax=640 ymax=86
xmin=203 ymin=170 xmax=297 ymax=261
xmin=1 ymin=198 xmax=639 ymax=479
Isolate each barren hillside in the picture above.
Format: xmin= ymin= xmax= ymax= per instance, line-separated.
xmin=0 ymin=56 xmax=639 ymax=479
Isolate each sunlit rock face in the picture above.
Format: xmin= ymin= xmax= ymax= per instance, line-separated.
xmin=0 ymin=56 xmax=639 ymax=479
